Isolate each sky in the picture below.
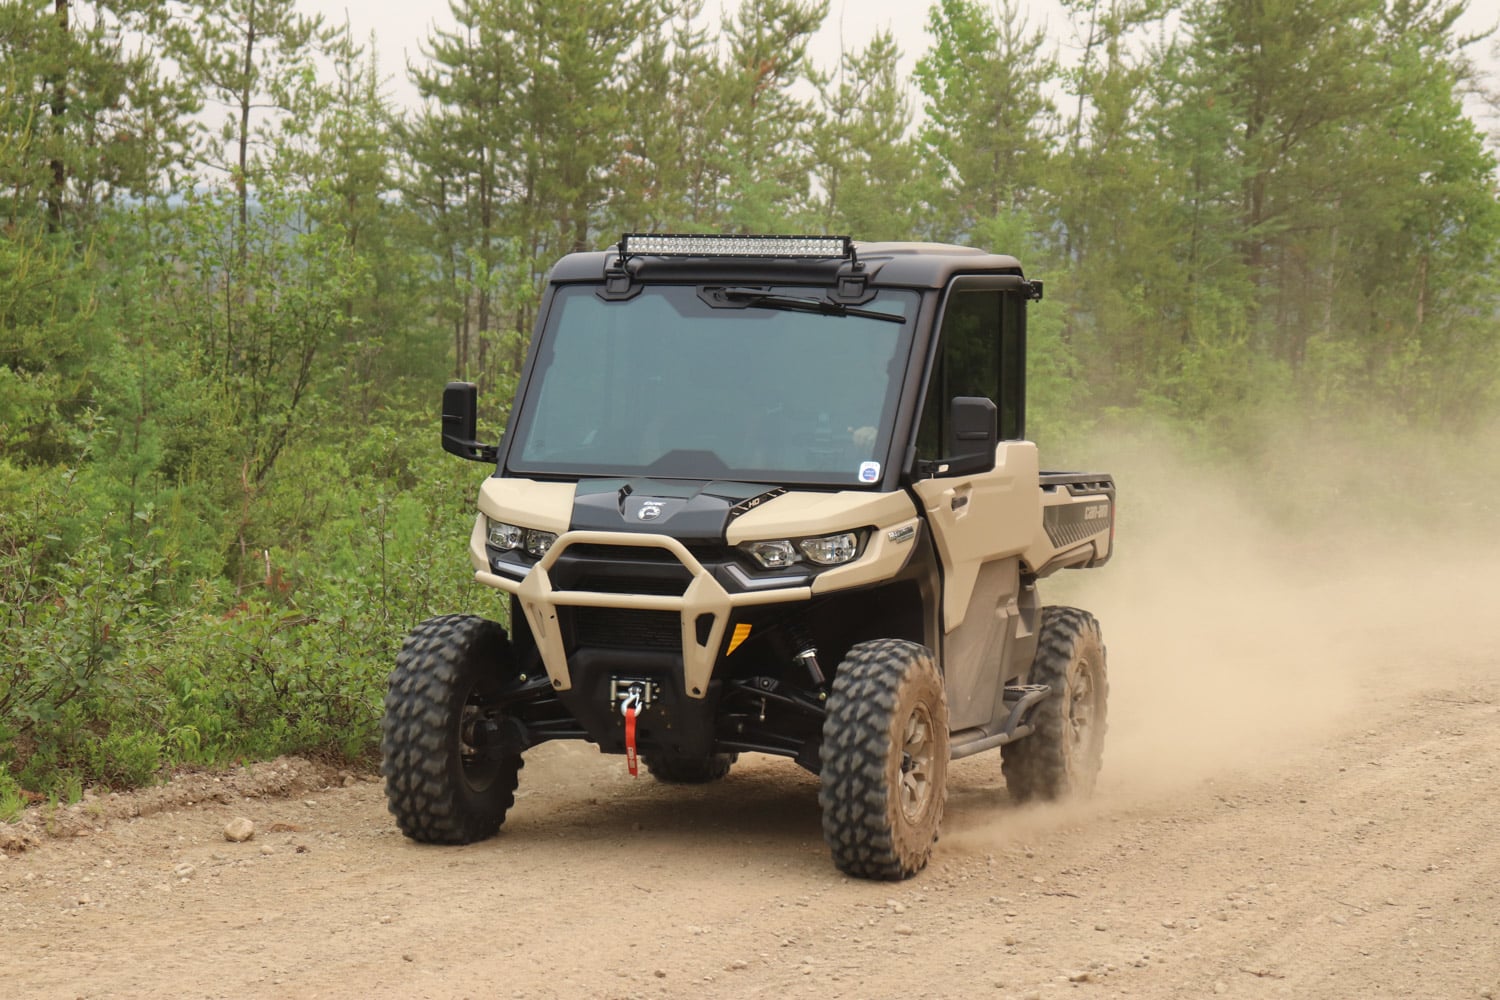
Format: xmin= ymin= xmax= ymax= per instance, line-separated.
xmin=301 ymin=0 xmax=1499 ymax=132
xmin=302 ymin=0 xmax=998 ymax=107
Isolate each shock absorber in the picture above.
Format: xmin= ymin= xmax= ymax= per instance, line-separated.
xmin=788 ymin=624 xmax=826 ymax=686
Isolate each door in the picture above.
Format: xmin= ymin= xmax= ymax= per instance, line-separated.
xmin=912 ymin=281 xmax=1041 ymax=730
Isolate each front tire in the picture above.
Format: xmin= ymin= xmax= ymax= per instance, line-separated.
xmin=381 ymin=615 xmax=523 ymax=844
xmin=1001 ymin=606 xmax=1108 ymax=803
xmin=819 ymin=639 xmax=949 ymax=880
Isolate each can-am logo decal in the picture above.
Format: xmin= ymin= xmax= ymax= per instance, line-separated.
xmin=638 ymin=501 xmax=664 ymax=521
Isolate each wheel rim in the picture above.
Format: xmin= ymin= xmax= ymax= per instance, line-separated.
xmin=1067 ymin=659 xmax=1096 ymax=758
xmin=458 ymin=687 xmax=505 ymax=793
xmin=898 ymin=702 xmax=937 ymax=823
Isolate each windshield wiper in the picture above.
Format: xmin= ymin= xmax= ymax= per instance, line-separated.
xmin=705 ymin=287 xmax=906 ymax=324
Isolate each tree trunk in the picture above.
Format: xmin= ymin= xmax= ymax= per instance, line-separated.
xmin=237 ymin=0 xmax=258 ymax=261
xmin=46 ymin=0 xmax=70 ymax=231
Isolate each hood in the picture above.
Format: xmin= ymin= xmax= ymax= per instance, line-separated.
xmin=568 ymin=478 xmax=785 ymax=543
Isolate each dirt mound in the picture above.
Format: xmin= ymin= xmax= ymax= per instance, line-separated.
xmin=0 ymin=756 xmax=360 ymax=854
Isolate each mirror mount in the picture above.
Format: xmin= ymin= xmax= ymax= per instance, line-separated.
xmin=442 ymin=381 xmax=500 ymax=463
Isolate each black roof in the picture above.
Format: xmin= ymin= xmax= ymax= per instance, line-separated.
xmin=546 ymin=240 xmax=1025 ymax=290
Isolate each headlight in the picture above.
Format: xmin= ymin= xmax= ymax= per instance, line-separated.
xmin=487 ymin=519 xmax=524 ymax=550
xmin=741 ymin=531 xmax=861 ymax=569
xmin=798 ymin=532 xmax=859 ymax=565
xmin=742 ymin=539 xmax=799 ymax=569
xmin=524 ymin=529 xmax=558 ymax=559
xmin=487 ymin=520 xmax=557 ymax=560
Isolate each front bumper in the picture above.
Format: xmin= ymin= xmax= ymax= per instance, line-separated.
xmin=475 ymin=529 xmax=811 ymax=699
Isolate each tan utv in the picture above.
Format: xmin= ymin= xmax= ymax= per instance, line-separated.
xmin=381 ymin=235 xmax=1115 ymax=880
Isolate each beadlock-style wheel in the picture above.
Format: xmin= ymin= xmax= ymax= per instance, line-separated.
xmin=380 ymin=615 xmax=522 ymax=844
xmin=1001 ymin=606 xmax=1108 ymax=803
xmin=819 ymin=639 xmax=949 ymax=880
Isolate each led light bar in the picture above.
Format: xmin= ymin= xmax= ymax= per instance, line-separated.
xmin=620 ymin=233 xmax=853 ymax=260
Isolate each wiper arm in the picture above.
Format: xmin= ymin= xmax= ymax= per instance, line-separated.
xmin=707 ymin=287 xmax=906 ymax=324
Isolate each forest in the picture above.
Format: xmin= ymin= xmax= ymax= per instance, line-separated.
xmin=1 ymin=0 xmax=1497 ymax=808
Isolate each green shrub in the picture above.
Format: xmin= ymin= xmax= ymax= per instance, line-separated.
xmin=81 ymin=730 xmax=164 ymax=789
xmin=0 ymin=772 xmax=25 ymax=823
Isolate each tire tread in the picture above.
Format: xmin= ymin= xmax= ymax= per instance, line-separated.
xmin=1001 ymin=606 xmax=1108 ymax=803
xmin=380 ymin=614 xmax=522 ymax=844
xmin=819 ymin=639 xmax=948 ymax=880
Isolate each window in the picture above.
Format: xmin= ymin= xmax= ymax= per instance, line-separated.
xmin=507 ymin=285 xmax=919 ymax=485
xmin=916 ymin=283 xmax=1026 ymax=462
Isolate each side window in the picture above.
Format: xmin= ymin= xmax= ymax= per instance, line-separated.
xmin=918 ymin=286 xmax=1025 ymax=461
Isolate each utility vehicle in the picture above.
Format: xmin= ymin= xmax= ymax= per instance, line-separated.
xmin=381 ymin=234 xmax=1114 ymax=879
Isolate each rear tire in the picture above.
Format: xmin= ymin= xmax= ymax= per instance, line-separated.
xmin=381 ymin=615 xmax=523 ymax=844
xmin=819 ymin=639 xmax=949 ymax=880
xmin=1001 ymin=606 xmax=1108 ymax=803
xmin=643 ymin=752 xmax=738 ymax=784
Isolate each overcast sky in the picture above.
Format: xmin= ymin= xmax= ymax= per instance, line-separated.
xmin=301 ymin=0 xmax=1498 ymax=129
xmin=302 ymin=0 xmax=1004 ymax=106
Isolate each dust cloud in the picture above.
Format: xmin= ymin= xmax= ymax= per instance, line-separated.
xmin=1045 ymin=417 xmax=1500 ymax=799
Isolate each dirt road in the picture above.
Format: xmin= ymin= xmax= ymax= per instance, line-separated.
xmin=5 ymin=516 xmax=1500 ymax=999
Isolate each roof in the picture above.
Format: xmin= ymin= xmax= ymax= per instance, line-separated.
xmin=545 ymin=239 xmax=1026 ymax=290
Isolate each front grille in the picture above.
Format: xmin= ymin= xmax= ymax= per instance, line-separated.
xmin=567 ymin=575 xmax=686 ymax=596
xmin=572 ymin=607 xmax=681 ymax=652
xmin=550 ymin=549 xmax=693 ymax=596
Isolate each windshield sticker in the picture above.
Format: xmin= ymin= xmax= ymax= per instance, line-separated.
xmin=858 ymin=462 xmax=881 ymax=483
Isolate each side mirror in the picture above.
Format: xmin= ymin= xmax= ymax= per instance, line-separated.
xmin=442 ymin=381 xmax=499 ymax=463
xmin=943 ymin=396 xmax=998 ymax=476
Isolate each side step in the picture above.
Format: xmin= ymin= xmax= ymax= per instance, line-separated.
xmin=948 ymin=684 xmax=1052 ymax=760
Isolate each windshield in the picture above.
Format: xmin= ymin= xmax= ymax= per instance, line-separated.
xmin=506 ymin=284 xmax=919 ymax=485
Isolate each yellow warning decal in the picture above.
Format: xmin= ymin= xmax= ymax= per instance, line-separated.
xmin=727 ymin=623 xmax=752 ymax=655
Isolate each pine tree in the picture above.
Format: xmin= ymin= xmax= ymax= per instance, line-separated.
xmin=914 ymin=0 xmax=1058 ymax=239
xmin=712 ymin=0 xmax=828 ymax=231
xmin=408 ymin=0 xmax=656 ymax=385
xmin=1156 ymin=0 xmax=1500 ymax=420
xmin=0 ymin=0 xmax=194 ymax=230
xmin=810 ymin=29 xmax=928 ymax=240
xmin=171 ymin=0 xmax=335 ymax=245
xmin=607 ymin=0 xmax=721 ymax=231
xmin=1050 ymin=0 xmax=1191 ymax=408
